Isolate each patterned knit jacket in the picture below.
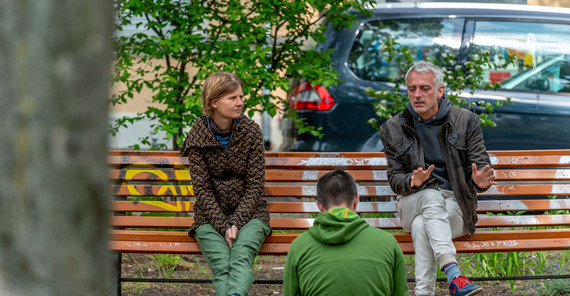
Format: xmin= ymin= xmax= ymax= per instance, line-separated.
xmin=180 ymin=115 xmax=270 ymax=237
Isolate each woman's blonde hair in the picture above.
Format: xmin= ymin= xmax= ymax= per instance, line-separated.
xmin=201 ymin=72 xmax=243 ymax=118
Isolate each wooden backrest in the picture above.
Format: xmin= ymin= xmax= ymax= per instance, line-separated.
xmin=109 ymin=149 xmax=570 ymax=231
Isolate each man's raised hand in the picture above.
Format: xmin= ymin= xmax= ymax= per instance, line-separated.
xmin=471 ymin=163 xmax=497 ymax=189
xmin=410 ymin=164 xmax=435 ymax=187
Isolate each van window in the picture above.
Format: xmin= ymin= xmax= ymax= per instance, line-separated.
xmin=348 ymin=18 xmax=464 ymax=82
xmin=472 ymin=20 xmax=570 ymax=93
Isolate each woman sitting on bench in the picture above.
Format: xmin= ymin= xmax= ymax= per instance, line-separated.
xmin=180 ymin=72 xmax=271 ymax=296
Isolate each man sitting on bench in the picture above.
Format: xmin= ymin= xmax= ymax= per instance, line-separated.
xmin=284 ymin=169 xmax=408 ymax=296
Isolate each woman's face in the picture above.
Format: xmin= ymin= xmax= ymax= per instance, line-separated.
xmin=211 ymin=86 xmax=244 ymax=121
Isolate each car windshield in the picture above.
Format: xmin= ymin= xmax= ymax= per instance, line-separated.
xmin=472 ymin=20 xmax=570 ymax=93
xmin=347 ymin=18 xmax=464 ymax=82
xmin=500 ymin=55 xmax=570 ymax=92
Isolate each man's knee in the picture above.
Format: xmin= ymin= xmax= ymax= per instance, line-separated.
xmin=419 ymin=189 xmax=446 ymax=208
xmin=411 ymin=216 xmax=426 ymax=235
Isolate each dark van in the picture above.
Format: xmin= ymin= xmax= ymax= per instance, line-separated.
xmin=279 ymin=2 xmax=570 ymax=152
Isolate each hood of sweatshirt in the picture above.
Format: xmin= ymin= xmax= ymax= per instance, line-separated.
xmin=308 ymin=207 xmax=369 ymax=245
xmin=406 ymin=93 xmax=451 ymax=125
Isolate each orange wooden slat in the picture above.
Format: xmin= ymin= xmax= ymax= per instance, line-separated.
xmin=265 ymin=170 xmax=388 ymax=182
xmin=477 ymin=199 xmax=570 ymax=212
xmin=108 ymin=150 xmax=570 ymax=169
xmin=110 ymin=230 xmax=300 ymax=244
xmin=265 ymin=154 xmax=388 ymax=169
xmin=113 ymin=201 xmax=196 ymax=213
xmin=493 ymin=169 xmax=570 ymax=181
xmin=110 ymin=183 xmax=570 ymax=198
xmin=488 ymin=150 xmax=570 ymax=169
xmin=110 ymin=241 xmax=202 ymax=254
xmin=110 ymin=214 xmax=570 ymax=230
xmin=452 ymin=238 xmax=570 ymax=254
xmin=110 ymin=168 xmax=570 ymax=183
xmin=460 ymin=229 xmax=570 ymax=241
xmin=111 ymin=199 xmax=570 ymax=214
xmin=109 ymin=169 xmax=191 ymax=182
xmin=110 ymin=229 xmax=569 ymax=247
xmin=111 ymin=201 xmax=396 ymax=213
xmin=109 ymin=169 xmax=387 ymax=182
xmin=109 ymin=236 xmax=570 ymax=255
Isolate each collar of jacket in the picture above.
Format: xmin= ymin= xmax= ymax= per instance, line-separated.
xmin=188 ymin=115 xmax=244 ymax=148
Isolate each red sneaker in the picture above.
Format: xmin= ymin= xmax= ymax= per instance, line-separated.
xmin=449 ymin=275 xmax=483 ymax=296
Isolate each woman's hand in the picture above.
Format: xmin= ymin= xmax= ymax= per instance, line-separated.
xmin=225 ymin=225 xmax=238 ymax=248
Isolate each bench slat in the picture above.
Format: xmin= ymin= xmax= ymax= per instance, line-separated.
xmin=110 ymin=229 xmax=570 ymax=244
xmin=111 ymin=184 xmax=570 ymax=197
xmin=111 ymin=214 xmax=570 ymax=229
xmin=110 ymin=168 xmax=570 ymax=183
xmin=111 ymin=239 xmax=570 ymax=255
xmin=112 ymin=199 xmax=570 ymax=213
xmin=109 ymin=150 xmax=570 ymax=169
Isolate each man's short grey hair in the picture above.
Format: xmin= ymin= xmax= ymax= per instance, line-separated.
xmin=405 ymin=61 xmax=444 ymax=90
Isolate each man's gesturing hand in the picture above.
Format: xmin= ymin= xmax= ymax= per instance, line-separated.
xmin=410 ymin=164 xmax=435 ymax=187
xmin=471 ymin=163 xmax=497 ymax=189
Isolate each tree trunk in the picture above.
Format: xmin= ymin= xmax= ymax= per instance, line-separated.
xmin=0 ymin=1 xmax=113 ymax=295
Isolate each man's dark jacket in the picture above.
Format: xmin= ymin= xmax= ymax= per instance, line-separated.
xmin=379 ymin=102 xmax=492 ymax=236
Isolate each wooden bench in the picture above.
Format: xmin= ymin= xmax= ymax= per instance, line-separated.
xmin=109 ymin=149 xmax=570 ymax=292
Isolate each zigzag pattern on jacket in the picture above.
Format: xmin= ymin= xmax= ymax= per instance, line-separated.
xmin=180 ymin=114 xmax=271 ymax=236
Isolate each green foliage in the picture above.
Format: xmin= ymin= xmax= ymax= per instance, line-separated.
xmin=112 ymin=0 xmax=375 ymax=149
xmin=190 ymin=255 xmax=209 ymax=275
xmin=537 ymin=279 xmax=570 ymax=296
xmin=366 ymin=36 xmax=516 ymax=129
xmin=154 ymin=254 xmax=181 ymax=279
xmin=252 ymin=255 xmax=263 ymax=274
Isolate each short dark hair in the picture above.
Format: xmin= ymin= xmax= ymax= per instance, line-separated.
xmin=316 ymin=169 xmax=358 ymax=209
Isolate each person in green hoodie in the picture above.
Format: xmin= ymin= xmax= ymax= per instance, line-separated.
xmin=283 ymin=169 xmax=409 ymax=296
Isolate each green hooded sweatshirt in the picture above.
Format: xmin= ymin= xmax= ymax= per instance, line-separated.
xmin=284 ymin=207 xmax=409 ymax=296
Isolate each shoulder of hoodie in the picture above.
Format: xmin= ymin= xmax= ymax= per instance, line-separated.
xmin=289 ymin=222 xmax=399 ymax=248
xmin=362 ymin=225 xmax=399 ymax=244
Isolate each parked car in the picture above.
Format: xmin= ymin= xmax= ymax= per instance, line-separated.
xmin=279 ymin=2 xmax=570 ymax=152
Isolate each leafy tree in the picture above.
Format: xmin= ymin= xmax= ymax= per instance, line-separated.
xmin=367 ymin=36 xmax=516 ymax=130
xmin=112 ymin=0 xmax=375 ymax=150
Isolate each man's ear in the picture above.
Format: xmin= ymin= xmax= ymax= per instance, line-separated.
xmin=316 ymin=201 xmax=326 ymax=212
xmin=352 ymin=194 xmax=360 ymax=211
xmin=437 ymin=84 xmax=445 ymax=99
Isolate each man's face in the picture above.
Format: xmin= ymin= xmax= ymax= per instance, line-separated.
xmin=407 ymin=70 xmax=444 ymax=120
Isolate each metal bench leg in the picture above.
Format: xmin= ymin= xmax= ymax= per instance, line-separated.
xmin=110 ymin=253 xmax=121 ymax=296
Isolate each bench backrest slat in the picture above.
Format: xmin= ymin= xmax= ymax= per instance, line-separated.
xmin=111 ymin=214 xmax=570 ymax=230
xmin=109 ymin=150 xmax=570 ymax=169
xmin=112 ymin=199 xmax=570 ymax=213
xmin=111 ymin=184 xmax=570 ymax=197
xmin=110 ymin=168 xmax=570 ymax=182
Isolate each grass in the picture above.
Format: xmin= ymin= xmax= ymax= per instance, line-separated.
xmin=537 ymin=279 xmax=570 ymax=296
xmin=154 ymin=254 xmax=181 ymax=279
